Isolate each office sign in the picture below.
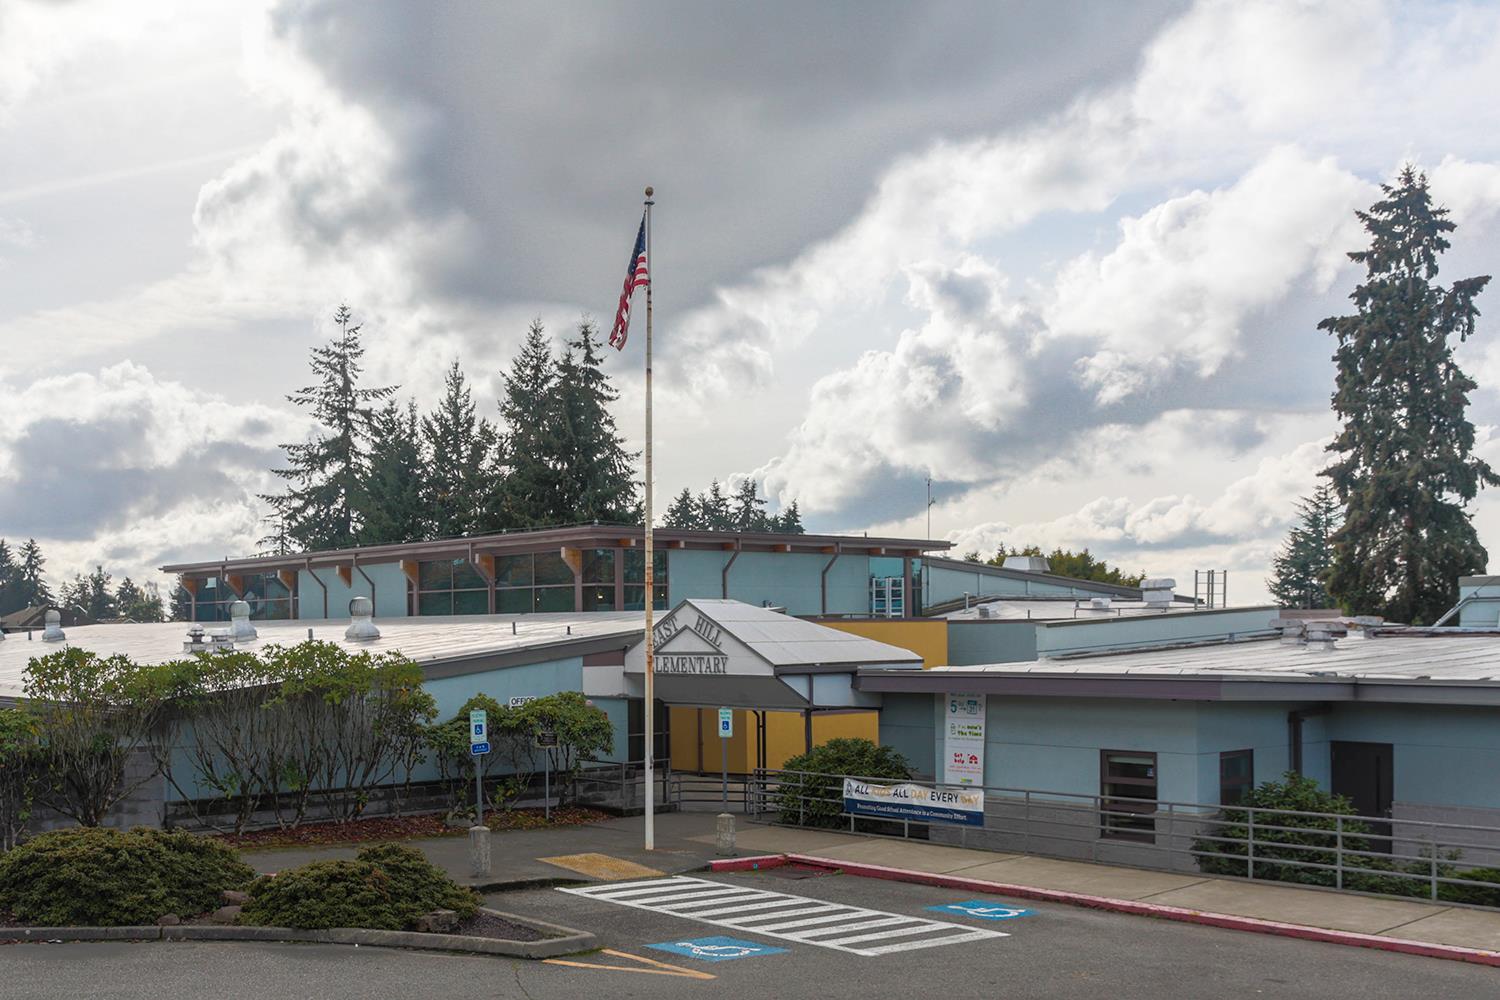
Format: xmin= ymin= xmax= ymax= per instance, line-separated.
xmin=842 ymin=779 xmax=984 ymax=827
xmin=944 ymin=692 xmax=986 ymax=786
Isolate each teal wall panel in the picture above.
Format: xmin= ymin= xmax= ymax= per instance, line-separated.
xmin=946 ymin=622 xmax=1038 ymax=665
xmin=297 ymin=562 xmax=408 ymax=620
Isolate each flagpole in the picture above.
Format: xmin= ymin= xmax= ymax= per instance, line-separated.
xmin=642 ymin=185 xmax=656 ymax=852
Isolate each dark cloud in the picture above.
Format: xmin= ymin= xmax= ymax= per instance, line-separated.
xmin=255 ymin=0 xmax=1184 ymax=326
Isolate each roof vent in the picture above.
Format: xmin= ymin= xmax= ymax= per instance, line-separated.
xmin=229 ymin=600 xmax=257 ymax=642
xmin=41 ymin=608 xmax=65 ymax=642
xmin=1002 ymin=555 xmax=1050 ymax=573
xmin=345 ymin=596 xmax=381 ymax=642
xmin=183 ymin=624 xmax=235 ymax=654
xmin=1140 ymin=578 xmax=1175 ymax=609
xmin=1305 ymin=622 xmax=1339 ymax=653
xmin=1089 ymin=596 xmax=1112 ymax=611
xmin=1273 ymin=618 xmax=1306 ymax=645
xmin=976 ymin=604 xmax=992 ymax=618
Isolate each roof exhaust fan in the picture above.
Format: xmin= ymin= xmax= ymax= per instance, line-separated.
xmin=345 ymin=596 xmax=381 ymax=642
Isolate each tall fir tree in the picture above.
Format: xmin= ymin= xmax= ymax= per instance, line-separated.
xmin=115 ymin=578 xmax=166 ymax=623
xmin=555 ymin=321 xmax=640 ymax=524
xmin=1322 ymin=167 xmax=1495 ymax=623
xmin=663 ymin=488 xmax=700 ymax=529
xmin=730 ymin=478 xmax=769 ymax=531
xmin=359 ymin=399 xmax=432 ymax=544
xmin=0 ymin=539 xmax=14 ymax=615
xmin=492 ymin=320 xmax=568 ymax=528
xmin=1267 ymin=484 xmax=1340 ymax=609
xmin=771 ymin=499 xmax=805 ymax=534
xmin=62 ymin=565 xmax=116 ymax=621
xmin=261 ymin=304 xmax=396 ymax=551
xmin=169 ymin=582 xmax=195 ymax=622
xmin=422 ymin=362 xmax=496 ymax=538
xmin=696 ymin=480 xmax=733 ymax=530
xmin=14 ymin=539 xmax=51 ymax=609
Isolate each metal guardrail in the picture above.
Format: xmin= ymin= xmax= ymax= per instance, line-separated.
xmin=746 ymin=768 xmax=1500 ymax=908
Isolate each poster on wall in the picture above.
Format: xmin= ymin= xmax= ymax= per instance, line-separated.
xmin=944 ymin=692 xmax=986 ymax=786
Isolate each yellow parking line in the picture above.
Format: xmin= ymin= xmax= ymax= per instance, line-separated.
xmin=543 ymin=949 xmax=716 ymax=980
xmin=539 ymin=852 xmax=665 ymax=880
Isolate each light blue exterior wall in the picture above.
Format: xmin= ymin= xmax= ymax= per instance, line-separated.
xmin=297 ymin=563 xmax=407 ymax=620
xmin=877 ymin=692 xmax=937 ymax=778
xmin=946 ymin=622 xmax=1039 ymax=665
xmin=422 ymin=657 xmax=583 ymax=720
xmin=1034 ymin=608 xmax=1278 ymax=657
xmin=924 ymin=562 xmax=1115 ymax=606
xmin=590 ymin=696 xmax=630 ymax=761
xmin=1457 ymin=578 xmax=1500 ymax=626
xmin=668 ymin=549 xmax=872 ymax=615
xmin=1324 ymin=704 xmax=1500 ymax=811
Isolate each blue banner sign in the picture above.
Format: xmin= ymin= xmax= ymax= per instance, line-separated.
xmin=842 ymin=779 xmax=984 ymax=827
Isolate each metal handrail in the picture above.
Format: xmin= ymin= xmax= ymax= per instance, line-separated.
xmin=747 ymin=766 xmax=1500 ymax=907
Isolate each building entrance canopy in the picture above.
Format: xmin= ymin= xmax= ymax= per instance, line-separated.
xmin=622 ymin=599 xmax=924 ymax=710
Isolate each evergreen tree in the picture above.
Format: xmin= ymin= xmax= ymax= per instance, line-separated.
xmin=169 ymin=583 xmax=195 ymax=622
xmin=1267 ymin=485 xmax=1340 ymax=609
xmin=555 ymin=321 xmax=639 ymax=524
xmin=261 ymin=304 xmax=396 ymax=551
xmin=730 ymin=478 xmax=769 ymax=531
xmin=115 ymin=578 xmax=166 ymax=623
xmin=359 ymin=399 xmax=431 ymax=545
xmin=0 ymin=539 xmax=15 ymax=615
xmin=491 ymin=320 xmax=568 ymax=528
xmin=663 ymin=488 xmax=700 ymax=529
xmin=771 ymin=499 xmax=805 ymax=534
xmin=1322 ymin=167 xmax=1495 ymax=623
xmin=422 ymin=362 xmax=496 ymax=538
xmin=14 ymin=539 xmax=51 ymax=609
xmin=67 ymin=565 xmax=117 ymax=621
xmin=696 ymin=480 xmax=733 ymax=530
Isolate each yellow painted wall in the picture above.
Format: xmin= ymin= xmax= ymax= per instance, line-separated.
xmin=815 ymin=618 xmax=948 ymax=668
xmin=668 ymin=707 xmax=880 ymax=772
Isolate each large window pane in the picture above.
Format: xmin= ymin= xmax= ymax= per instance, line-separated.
xmin=418 ymin=560 xmax=452 ymax=590
xmin=451 ymin=560 xmax=486 ymax=590
xmin=495 ymin=554 xmax=533 ymax=587
xmin=418 ymin=591 xmax=453 ymax=616
xmin=623 ymin=549 xmax=668 ymax=585
xmin=534 ymin=587 xmax=575 ymax=612
xmin=534 ymin=552 xmax=573 ymax=586
xmin=453 ymin=589 xmax=489 ymax=615
xmin=582 ymin=586 xmax=615 ymax=611
xmin=583 ymin=549 xmax=615 ymax=585
xmin=497 ymin=588 xmax=532 ymax=614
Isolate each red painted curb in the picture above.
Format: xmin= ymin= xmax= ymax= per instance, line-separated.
xmin=709 ymin=853 xmax=1500 ymax=968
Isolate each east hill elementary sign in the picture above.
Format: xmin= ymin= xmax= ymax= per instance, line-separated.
xmin=623 ymin=599 xmax=925 ymax=711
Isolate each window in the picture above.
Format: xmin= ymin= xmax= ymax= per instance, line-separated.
xmin=1220 ymin=749 xmax=1254 ymax=806
xmin=1101 ymin=750 xmax=1158 ymax=842
xmin=189 ymin=572 xmax=294 ymax=621
xmin=415 ymin=558 xmax=489 ymax=616
xmin=622 ymin=549 xmax=668 ymax=610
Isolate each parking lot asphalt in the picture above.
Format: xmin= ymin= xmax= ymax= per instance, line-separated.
xmin=4 ymin=868 xmax=1495 ymax=1000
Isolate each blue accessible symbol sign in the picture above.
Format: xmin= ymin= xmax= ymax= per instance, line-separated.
xmin=647 ymin=936 xmax=788 ymax=962
xmin=927 ymin=900 xmax=1034 ymax=921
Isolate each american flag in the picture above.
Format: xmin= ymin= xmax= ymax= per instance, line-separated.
xmin=609 ymin=212 xmax=650 ymax=350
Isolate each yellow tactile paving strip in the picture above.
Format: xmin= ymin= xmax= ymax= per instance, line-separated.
xmin=539 ymin=852 xmax=665 ymax=880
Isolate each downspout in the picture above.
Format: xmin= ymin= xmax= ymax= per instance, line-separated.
xmin=1288 ymin=704 xmax=1331 ymax=775
xmin=820 ymin=544 xmax=842 ymax=616
xmin=305 ymin=559 xmax=328 ymax=619
xmin=721 ymin=539 xmax=742 ymax=599
xmin=353 ymin=553 xmax=376 ymax=616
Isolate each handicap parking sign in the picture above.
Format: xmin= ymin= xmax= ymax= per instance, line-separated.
xmin=927 ymin=900 xmax=1034 ymax=921
xmin=647 ymin=936 xmax=788 ymax=962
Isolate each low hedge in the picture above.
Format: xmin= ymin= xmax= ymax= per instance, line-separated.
xmin=240 ymin=842 xmax=478 ymax=931
xmin=0 ymin=827 xmax=256 ymax=926
xmin=1439 ymin=867 xmax=1500 ymax=907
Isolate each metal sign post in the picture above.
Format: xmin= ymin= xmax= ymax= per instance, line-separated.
xmin=470 ymin=709 xmax=489 ymax=825
xmin=718 ymin=708 xmax=733 ymax=810
xmin=536 ymin=730 xmax=558 ymax=822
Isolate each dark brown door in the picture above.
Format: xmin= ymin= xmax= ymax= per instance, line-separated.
xmin=1331 ymin=741 xmax=1393 ymax=850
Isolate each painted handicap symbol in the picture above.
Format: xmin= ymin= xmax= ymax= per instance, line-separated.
xmin=647 ymin=935 xmax=788 ymax=962
xmin=926 ymin=900 xmax=1035 ymax=921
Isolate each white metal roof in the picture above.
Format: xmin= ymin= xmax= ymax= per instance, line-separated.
xmin=925 ymin=632 xmax=1500 ymax=683
xmin=669 ymin=599 xmax=924 ymax=668
xmin=939 ymin=598 xmax=1186 ymax=621
xmin=0 ymin=612 xmax=643 ymax=700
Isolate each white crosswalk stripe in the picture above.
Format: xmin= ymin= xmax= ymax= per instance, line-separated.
xmin=557 ymin=875 xmax=1008 ymax=957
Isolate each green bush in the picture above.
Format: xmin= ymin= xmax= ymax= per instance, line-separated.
xmin=0 ymin=827 xmax=255 ymax=926
xmin=776 ymin=738 xmax=911 ymax=829
xmin=1439 ymin=867 xmax=1500 ymax=907
xmin=240 ymin=842 xmax=478 ymax=930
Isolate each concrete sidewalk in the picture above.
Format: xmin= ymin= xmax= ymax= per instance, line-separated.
xmin=695 ymin=823 xmax=1500 ymax=955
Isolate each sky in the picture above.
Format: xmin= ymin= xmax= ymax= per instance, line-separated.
xmin=3 ymin=0 xmax=1500 ymax=605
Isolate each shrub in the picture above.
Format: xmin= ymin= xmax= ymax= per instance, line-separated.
xmin=776 ymin=738 xmax=911 ymax=829
xmin=241 ymin=842 xmax=478 ymax=930
xmin=0 ymin=708 xmax=42 ymax=850
xmin=1439 ymin=867 xmax=1500 ymax=907
xmin=0 ymin=827 xmax=255 ymax=926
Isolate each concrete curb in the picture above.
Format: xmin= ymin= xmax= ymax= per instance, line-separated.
xmin=710 ymin=853 xmax=1500 ymax=969
xmin=0 ymin=908 xmax=595 ymax=960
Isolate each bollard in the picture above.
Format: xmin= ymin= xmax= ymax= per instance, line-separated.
xmin=716 ymin=812 xmax=736 ymax=857
xmin=469 ymin=825 xmax=491 ymax=878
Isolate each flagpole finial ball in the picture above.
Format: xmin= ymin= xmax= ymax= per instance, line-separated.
xmin=645 ymin=186 xmax=654 ymax=197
